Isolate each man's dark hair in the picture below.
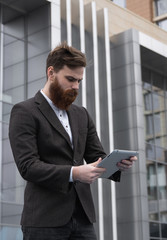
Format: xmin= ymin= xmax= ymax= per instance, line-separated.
xmin=46 ymin=42 xmax=86 ymax=75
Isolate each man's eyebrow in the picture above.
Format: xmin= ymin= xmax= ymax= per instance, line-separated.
xmin=65 ymin=76 xmax=83 ymax=82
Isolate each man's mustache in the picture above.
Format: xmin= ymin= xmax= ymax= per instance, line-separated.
xmin=65 ymin=89 xmax=78 ymax=97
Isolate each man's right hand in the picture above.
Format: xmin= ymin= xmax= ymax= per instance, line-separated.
xmin=72 ymin=158 xmax=106 ymax=184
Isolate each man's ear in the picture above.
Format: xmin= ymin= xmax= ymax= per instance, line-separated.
xmin=47 ymin=66 xmax=54 ymax=79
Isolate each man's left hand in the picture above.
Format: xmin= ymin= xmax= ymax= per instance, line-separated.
xmin=117 ymin=156 xmax=137 ymax=171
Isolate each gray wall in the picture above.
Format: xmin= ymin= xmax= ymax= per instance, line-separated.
xmin=111 ymin=29 xmax=149 ymax=240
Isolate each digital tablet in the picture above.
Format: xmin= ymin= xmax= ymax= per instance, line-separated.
xmin=97 ymin=149 xmax=138 ymax=178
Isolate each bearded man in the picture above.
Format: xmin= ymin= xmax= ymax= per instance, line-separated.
xmin=9 ymin=42 xmax=137 ymax=240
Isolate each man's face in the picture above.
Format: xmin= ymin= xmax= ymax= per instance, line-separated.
xmin=49 ymin=65 xmax=84 ymax=110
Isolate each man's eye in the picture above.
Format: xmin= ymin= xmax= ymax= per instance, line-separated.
xmin=67 ymin=77 xmax=75 ymax=82
xmin=66 ymin=77 xmax=82 ymax=83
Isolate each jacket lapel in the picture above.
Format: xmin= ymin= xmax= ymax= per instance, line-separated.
xmin=34 ymin=91 xmax=72 ymax=149
xmin=67 ymin=106 xmax=79 ymax=153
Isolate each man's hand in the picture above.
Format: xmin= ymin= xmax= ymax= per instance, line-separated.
xmin=72 ymin=158 xmax=106 ymax=184
xmin=117 ymin=156 xmax=137 ymax=171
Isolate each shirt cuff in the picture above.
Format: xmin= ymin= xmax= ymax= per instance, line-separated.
xmin=69 ymin=167 xmax=73 ymax=182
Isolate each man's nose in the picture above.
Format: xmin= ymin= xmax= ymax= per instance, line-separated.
xmin=72 ymin=81 xmax=79 ymax=90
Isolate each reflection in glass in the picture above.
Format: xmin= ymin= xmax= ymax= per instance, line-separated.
xmin=0 ymin=226 xmax=23 ymax=240
xmin=158 ymin=19 xmax=167 ymax=31
xmin=146 ymin=115 xmax=154 ymax=136
xmin=147 ymin=161 xmax=157 ymax=201
xmin=152 ymin=72 xmax=164 ymax=95
xmin=146 ymin=143 xmax=155 ymax=160
xmin=157 ymin=164 xmax=167 ymax=200
xmin=4 ymin=85 xmax=25 ymax=105
xmin=155 ymin=0 xmax=167 ymax=16
xmin=144 ymin=92 xmax=152 ymax=111
xmin=154 ymin=113 xmax=161 ymax=135
xmin=142 ymin=67 xmax=151 ymax=90
xmin=155 ymin=145 xmax=167 ymax=162
xmin=149 ymin=213 xmax=158 ymax=221
xmin=152 ymin=94 xmax=160 ymax=111
xmin=161 ymin=223 xmax=167 ymax=238
xmin=160 ymin=211 xmax=167 ymax=223
xmin=1 ymin=2 xmax=51 ymax=237
xmin=142 ymin=66 xmax=167 ymax=240
xmin=4 ymin=40 xmax=25 ymax=68
xmin=153 ymin=94 xmax=165 ymax=112
xmin=150 ymin=222 xmax=160 ymax=237
xmin=3 ymin=62 xmax=25 ymax=91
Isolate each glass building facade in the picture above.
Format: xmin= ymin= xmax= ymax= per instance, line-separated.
xmin=0 ymin=1 xmax=51 ymax=239
xmin=142 ymin=67 xmax=167 ymax=239
xmin=0 ymin=0 xmax=167 ymax=240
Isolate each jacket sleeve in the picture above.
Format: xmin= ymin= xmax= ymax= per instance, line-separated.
xmin=9 ymin=103 xmax=72 ymax=193
xmin=82 ymin=108 xmax=121 ymax=182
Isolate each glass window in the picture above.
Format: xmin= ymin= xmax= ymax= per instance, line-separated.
xmin=27 ymin=78 xmax=46 ymax=98
xmin=146 ymin=114 xmax=154 ymax=136
xmin=2 ymin=122 xmax=9 ymax=139
xmin=4 ymin=85 xmax=25 ymax=105
xmin=1 ymin=202 xmax=23 ymax=225
xmin=28 ymin=5 xmax=50 ymax=35
xmin=155 ymin=145 xmax=167 ymax=162
xmin=4 ymin=40 xmax=25 ymax=68
xmin=157 ymin=164 xmax=167 ymax=200
xmin=2 ymin=103 xmax=13 ymax=122
xmin=3 ymin=17 xmax=24 ymax=41
xmin=28 ymin=53 xmax=47 ymax=82
xmin=161 ymin=223 xmax=167 ymax=238
xmin=144 ymin=92 xmax=152 ymax=111
xmin=112 ymin=0 xmax=126 ymax=8
xmin=157 ymin=19 xmax=167 ymax=31
xmin=160 ymin=211 xmax=167 ymax=223
xmin=28 ymin=28 xmax=50 ymax=59
xmin=1 ymin=1 xmax=51 ymax=235
xmin=150 ymin=222 xmax=160 ymax=237
xmin=2 ymin=162 xmax=24 ymax=190
xmin=155 ymin=0 xmax=167 ymax=16
xmin=3 ymin=62 xmax=25 ymax=91
xmin=146 ymin=142 xmax=155 ymax=160
xmin=142 ymin=68 xmax=151 ymax=90
xmin=152 ymin=94 xmax=165 ymax=111
xmin=2 ymin=139 xmax=14 ymax=164
xmin=152 ymin=72 xmax=164 ymax=96
xmin=0 ymin=226 xmax=23 ymax=240
xmin=2 ymin=186 xmax=25 ymax=203
xmin=149 ymin=213 xmax=159 ymax=221
xmin=154 ymin=113 xmax=161 ymax=135
xmin=147 ymin=161 xmax=158 ymax=201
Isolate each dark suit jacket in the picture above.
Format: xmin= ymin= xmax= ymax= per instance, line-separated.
xmin=9 ymin=91 xmax=120 ymax=227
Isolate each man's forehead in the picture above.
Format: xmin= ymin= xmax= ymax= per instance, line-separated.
xmin=62 ymin=65 xmax=84 ymax=76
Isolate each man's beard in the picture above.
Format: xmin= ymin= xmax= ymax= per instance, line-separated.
xmin=49 ymin=76 xmax=78 ymax=110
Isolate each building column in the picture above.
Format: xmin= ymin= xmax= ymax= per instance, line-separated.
xmin=111 ymin=28 xmax=149 ymax=240
xmin=0 ymin=4 xmax=3 ymax=225
xmin=50 ymin=0 xmax=61 ymax=49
